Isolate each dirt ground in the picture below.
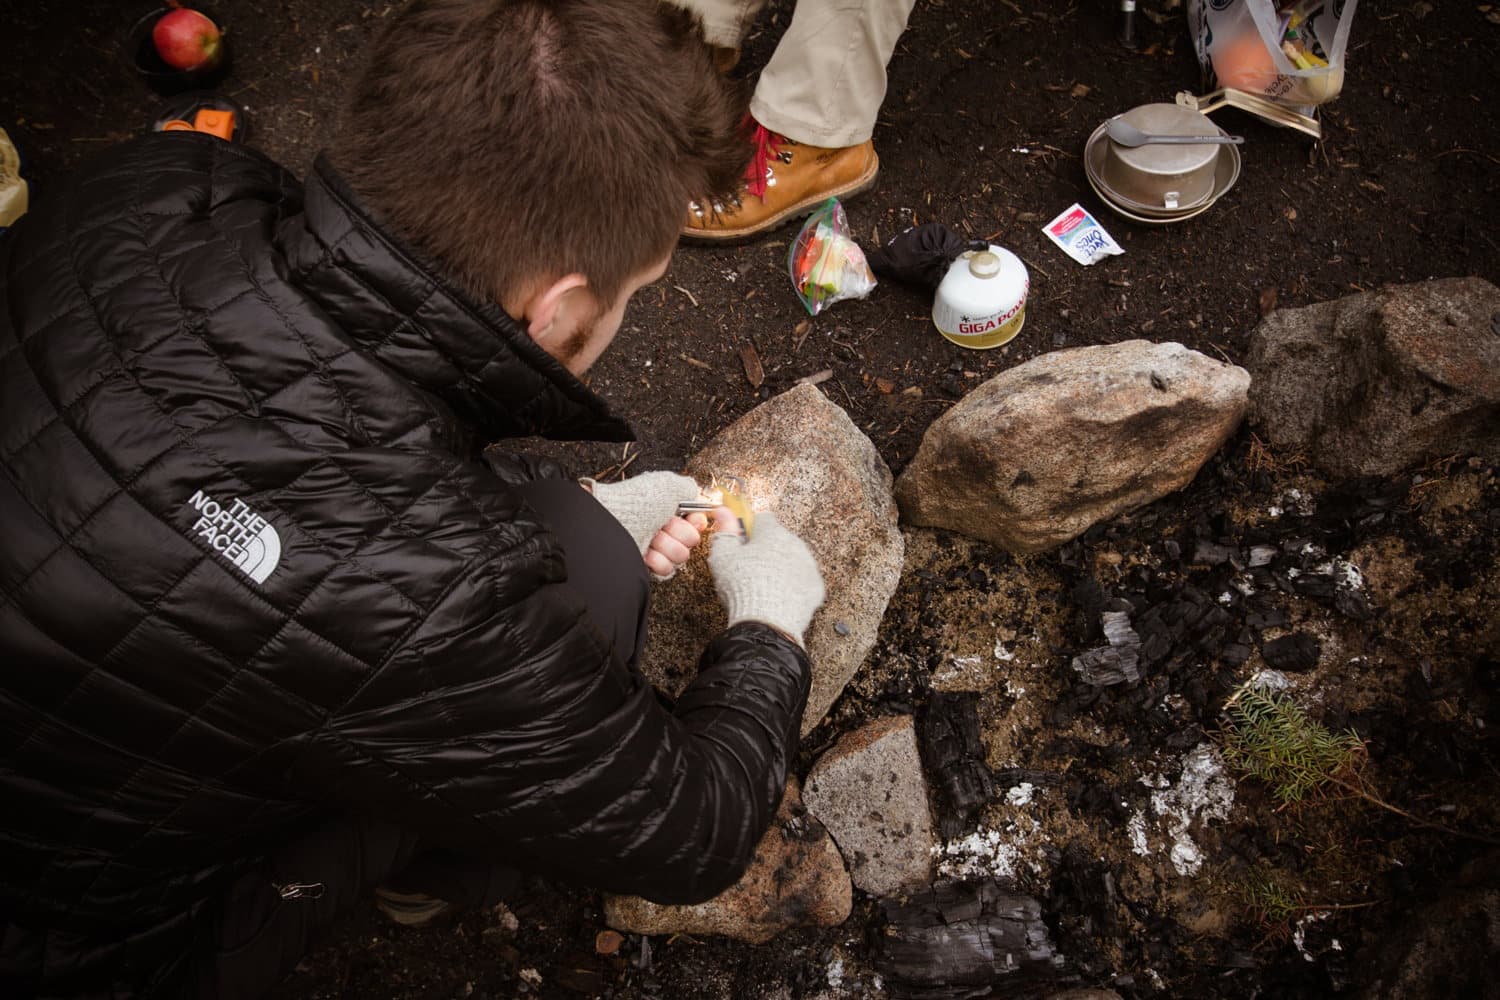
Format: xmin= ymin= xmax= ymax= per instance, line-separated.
xmin=5 ymin=1 xmax=1499 ymax=998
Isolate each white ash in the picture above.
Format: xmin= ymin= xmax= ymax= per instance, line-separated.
xmin=1128 ymin=811 xmax=1150 ymax=857
xmin=1249 ymin=669 xmax=1292 ymax=692
xmin=934 ymin=821 xmax=1042 ymax=881
xmin=1282 ymin=488 xmax=1317 ymax=517
xmin=993 ymin=639 xmax=1016 ymax=661
xmin=935 ymin=827 xmax=1023 ymax=880
xmin=1293 ymin=911 xmax=1334 ymax=963
xmin=1151 ymin=745 xmax=1236 ymax=833
xmin=826 ymin=957 xmax=845 ymax=990
xmin=1315 ymin=556 xmax=1366 ymax=594
xmin=1128 ymin=744 xmax=1236 ymax=876
xmin=1006 ymin=782 xmax=1036 ymax=807
xmin=932 ymin=654 xmax=988 ymax=686
xmin=1169 ymin=838 xmax=1204 ymax=877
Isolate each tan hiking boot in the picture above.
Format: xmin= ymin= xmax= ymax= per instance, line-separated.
xmin=684 ymin=129 xmax=879 ymax=244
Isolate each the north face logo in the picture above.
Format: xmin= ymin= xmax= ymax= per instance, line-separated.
xmin=184 ymin=490 xmax=282 ymax=584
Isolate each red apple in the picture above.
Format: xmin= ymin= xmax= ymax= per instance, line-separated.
xmin=152 ymin=8 xmax=222 ymax=72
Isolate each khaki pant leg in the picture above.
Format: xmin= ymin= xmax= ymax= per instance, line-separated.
xmin=750 ymin=0 xmax=916 ymax=147
xmin=671 ymin=0 xmax=769 ymax=47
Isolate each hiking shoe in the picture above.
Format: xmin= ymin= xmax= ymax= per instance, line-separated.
xmin=373 ymin=886 xmax=452 ymax=927
xmin=683 ymin=123 xmax=879 ymax=244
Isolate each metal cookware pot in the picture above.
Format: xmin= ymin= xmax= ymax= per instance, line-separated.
xmin=1096 ymin=103 xmax=1226 ymax=212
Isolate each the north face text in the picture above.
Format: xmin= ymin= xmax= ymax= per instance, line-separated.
xmin=184 ymin=490 xmax=282 ymax=584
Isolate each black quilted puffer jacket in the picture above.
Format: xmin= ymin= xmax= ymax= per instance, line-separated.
xmin=0 ymin=134 xmax=810 ymax=988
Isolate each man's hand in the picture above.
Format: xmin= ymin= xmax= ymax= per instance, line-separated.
xmin=707 ymin=510 xmax=826 ymax=645
xmin=643 ymin=511 xmax=709 ymax=578
xmin=585 ymin=471 xmax=708 ymax=578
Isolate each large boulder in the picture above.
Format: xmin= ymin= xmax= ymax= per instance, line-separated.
xmin=895 ymin=341 xmax=1249 ymax=554
xmin=602 ymin=778 xmax=852 ymax=944
xmin=1246 ymin=277 xmax=1500 ymax=478
xmin=803 ymin=715 xmax=937 ymax=897
xmin=640 ymin=383 xmax=904 ymax=736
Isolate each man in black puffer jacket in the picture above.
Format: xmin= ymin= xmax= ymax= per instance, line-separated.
xmin=0 ymin=1 xmax=828 ymax=997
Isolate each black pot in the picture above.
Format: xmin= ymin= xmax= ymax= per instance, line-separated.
xmin=126 ymin=7 xmax=231 ymax=96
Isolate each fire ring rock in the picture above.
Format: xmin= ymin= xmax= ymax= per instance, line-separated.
xmin=639 ymin=383 xmax=905 ymax=736
xmin=803 ymin=715 xmax=937 ymax=897
xmin=895 ymin=340 xmax=1250 ymax=555
xmin=602 ymin=778 xmax=852 ymax=944
xmin=1246 ymin=276 xmax=1500 ymax=478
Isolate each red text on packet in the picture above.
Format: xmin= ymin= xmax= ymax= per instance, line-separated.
xmin=1049 ymin=208 xmax=1087 ymax=238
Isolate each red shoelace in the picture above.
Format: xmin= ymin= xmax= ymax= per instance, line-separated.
xmin=743 ymin=120 xmax=786 ymax=200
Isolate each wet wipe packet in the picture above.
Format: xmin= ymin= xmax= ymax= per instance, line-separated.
xmin=788 ymin=198 xmax=876 ymax=316
xmin=1042 ymin=204 xmax=1125 ymax=267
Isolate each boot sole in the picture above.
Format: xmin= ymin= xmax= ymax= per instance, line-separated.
xmin=681 ymin=156 xmax=881 ymax=246
xmin=373 ymin=888 xmax=452 ymax=927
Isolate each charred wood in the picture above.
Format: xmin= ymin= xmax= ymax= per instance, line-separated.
xmin=920 ymin=692 xmax=997 ymax=822
xmin=878 ymin=879 xmax=1064 ymax=999
xmin=1261 ymin=632 xmax=1322 ymax=672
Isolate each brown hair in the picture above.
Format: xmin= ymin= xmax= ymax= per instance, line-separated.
xmin=331 ymin=0 xmax=746 ymax=307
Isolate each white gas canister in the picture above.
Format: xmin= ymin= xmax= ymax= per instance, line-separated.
xmin=932 ymin=246 xmax=1029 ymax=350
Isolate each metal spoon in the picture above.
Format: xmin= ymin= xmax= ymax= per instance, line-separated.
xmin=1106 ymin=116 xmax=1244 ymax=147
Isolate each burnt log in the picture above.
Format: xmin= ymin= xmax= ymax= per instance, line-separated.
xmin=920 ymin=692 xmax=997 ymax=826
xmin=879 ymin=879 xmax=1064 ymax=999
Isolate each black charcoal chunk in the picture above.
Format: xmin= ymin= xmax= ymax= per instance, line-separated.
xmin=1262 ymin=632 xmax=1322 ymax=672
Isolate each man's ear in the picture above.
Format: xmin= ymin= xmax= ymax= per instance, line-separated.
xmin=518 ymin=273 xmax=590 ymax=341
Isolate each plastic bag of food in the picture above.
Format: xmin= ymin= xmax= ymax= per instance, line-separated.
xmin=1189 ymin=0 xmax=1358 ymax=111
xmin=787 ymin=198 xmax=876 ymax=316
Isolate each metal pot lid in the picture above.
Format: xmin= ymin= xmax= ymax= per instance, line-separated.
xmin=1111 ymin=103 xmax=1222 ymax=176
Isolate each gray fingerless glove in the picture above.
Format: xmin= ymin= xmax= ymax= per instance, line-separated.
xmin=585 ymin=471 xmax=701 ymax=554
xmin=708 ymin=511 xmax=826 ymax=645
